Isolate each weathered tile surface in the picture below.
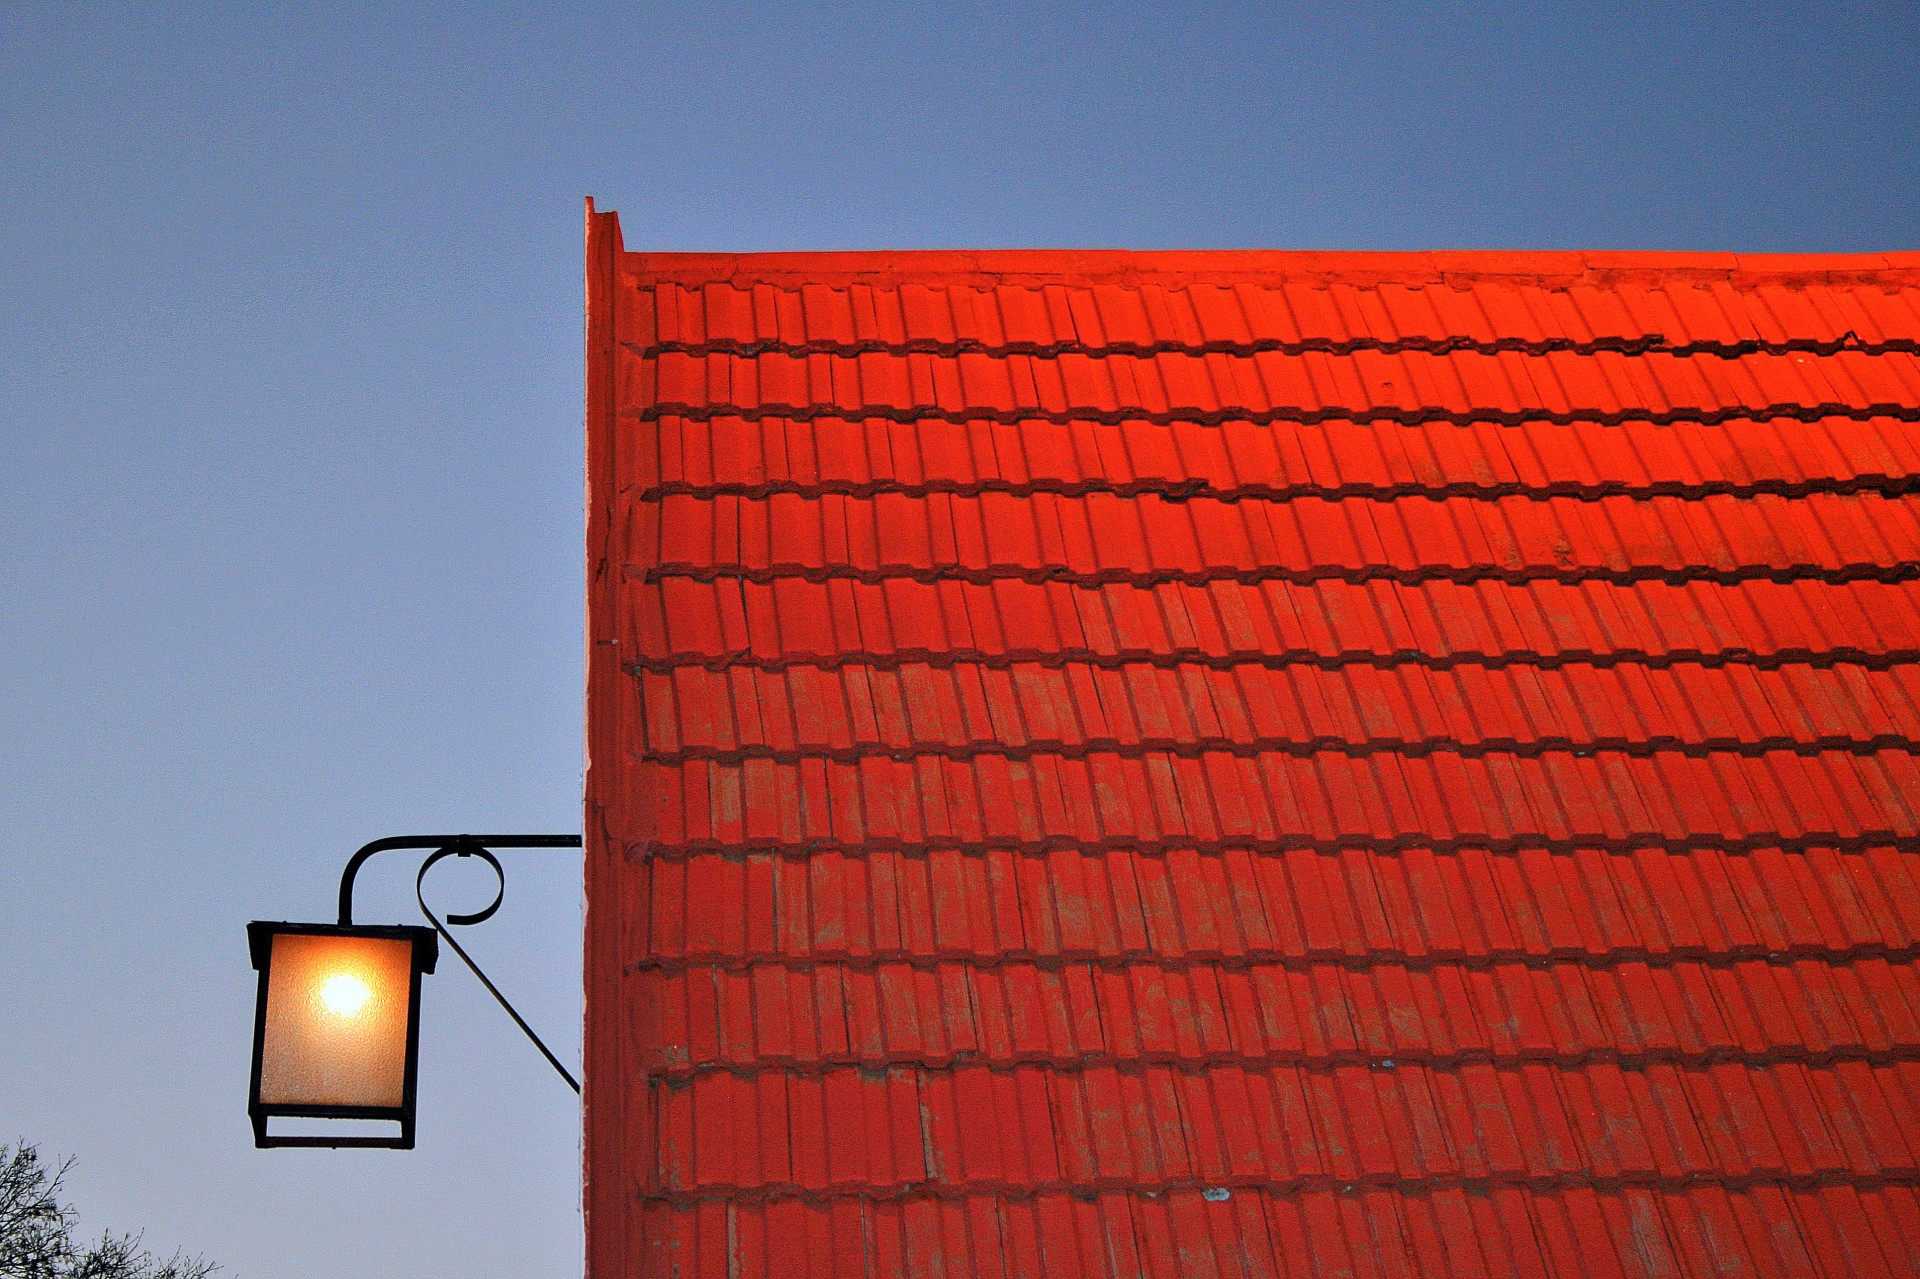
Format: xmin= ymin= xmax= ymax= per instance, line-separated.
xmin=587 ymin=210 xmax=1920 ymax=1277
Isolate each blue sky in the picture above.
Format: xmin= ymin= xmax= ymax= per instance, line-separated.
xmin=2 ymin=4 xmax=1915 ymax=1276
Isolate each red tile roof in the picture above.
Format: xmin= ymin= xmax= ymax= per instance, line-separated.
xmin=584 ymin=202 xmax=1920 ymax=1278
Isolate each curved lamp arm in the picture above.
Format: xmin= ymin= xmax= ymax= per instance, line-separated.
xmin=336 ymin=834 xmax=583 ymax=1094
xmin=337 ymin=833 xmax=581 ymax=925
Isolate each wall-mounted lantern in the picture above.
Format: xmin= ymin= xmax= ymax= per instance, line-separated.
xmin=246 ymin=921 xmax=438 ymax=1148
xmin=247 ymin=834 xmax=580 ymax=1150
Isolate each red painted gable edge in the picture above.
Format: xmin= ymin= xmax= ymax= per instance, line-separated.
xmin=584 ymin=197 xmax=626 ymax=1279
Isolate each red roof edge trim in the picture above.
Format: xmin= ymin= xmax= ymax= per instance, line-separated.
xmin=582 ymin=196 xmax=627 ymax=1279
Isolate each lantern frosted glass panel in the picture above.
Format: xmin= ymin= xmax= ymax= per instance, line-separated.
xmin=259 ymin=932 xmax=415 ymax=1109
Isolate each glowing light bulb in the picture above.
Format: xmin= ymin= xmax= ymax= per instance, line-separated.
xmin=318 ymin=971 xmax=373 ymax=1018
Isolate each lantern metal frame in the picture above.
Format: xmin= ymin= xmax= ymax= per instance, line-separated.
xmin=245 ymin=919 xmax=439 ymax=1149
xmin=247 ymin=833 xmax=582 ymax=1150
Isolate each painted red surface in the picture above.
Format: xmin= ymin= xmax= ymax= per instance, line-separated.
xmin=585 ymin=201 xmax=1920 ymax=1277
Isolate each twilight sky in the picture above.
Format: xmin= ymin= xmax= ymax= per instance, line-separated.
xmin=2 ymin=4 xmax=1915 ymax=1276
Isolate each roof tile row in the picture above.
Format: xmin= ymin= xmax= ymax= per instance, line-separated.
xmin=629 ymin=577 xmax=1920 ymax=666
xmin=634 ymin=661 xmax=1920 ymax=755
xmin=628 ymin=277 xmax=1920 ymax=354
xmin=635 ymin=490 xmax=1920 ymax=577
xmin=632 ymin=1185 xmax=1920 ymax=1279
xmin=642 ymin=1057 xmax=1920 ymax=1191
xmin=632 ymin=348 xmax=1920 ymax=422
xmin=637 ymin=413 xmax=1920 ymax=496
xmin=629 ymin=844 xmax=1920 ymax=963
xmin=632 ymin=956 xmax=1920 ymax=1073
xmin=624 ymin=748 xmax=1920 ymax=849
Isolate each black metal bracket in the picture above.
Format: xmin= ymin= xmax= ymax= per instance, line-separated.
xmin=337 ymin=834 xmax=583 ymax=1095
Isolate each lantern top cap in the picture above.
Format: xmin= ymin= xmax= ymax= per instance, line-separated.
xmin=246 ymin=920 xmax=439 ymax=975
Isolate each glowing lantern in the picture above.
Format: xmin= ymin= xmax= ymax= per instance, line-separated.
xmin=246 ymin=921 xmax=438 ymax=1148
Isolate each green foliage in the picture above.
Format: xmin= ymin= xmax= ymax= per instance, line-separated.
xmin=0 ymin=1143 xmax=217 ymax=1279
